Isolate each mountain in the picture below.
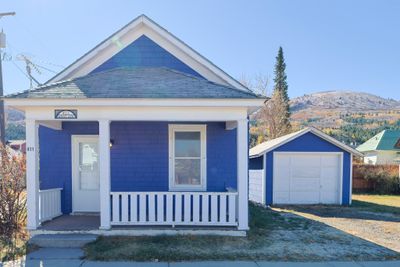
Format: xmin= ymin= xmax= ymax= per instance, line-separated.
xmin=4 ymin=107 xmax=25 ymax=140
xmin=291 ymin=91 xmax=400 ymax=113
xmin=250 ymin=90 xmax=400 ymax=147
xmin=5 ymin=106 xmax=25 ymax=123
xmin=290 ymin=91 xmax=400 ymax=129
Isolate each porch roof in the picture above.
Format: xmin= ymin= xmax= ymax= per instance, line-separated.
xmin=5 ymin=67 xmax=261 ymax=99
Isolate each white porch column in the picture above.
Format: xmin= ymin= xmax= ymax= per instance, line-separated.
xmin=99 ymin=119 xmax=111 ymax=229
xmin=26 ymin=119 xmax=40 ymax=230
xmin=237 ymin=118 xmax=249 ymax=230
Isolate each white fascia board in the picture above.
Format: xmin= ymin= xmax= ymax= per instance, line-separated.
xmin=249 ymin=127 xmax=364 ymax=158
xmin=24 ymin=106 xmax=249 ymax=122
xmin=47 ymin=15 xmax=249 ymax=92
xmin=5 ymin=98 xmax=265 ymax=108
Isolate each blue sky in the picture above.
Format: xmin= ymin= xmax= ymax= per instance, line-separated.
xmin=1 ymin=0 xmax=399 ymax=99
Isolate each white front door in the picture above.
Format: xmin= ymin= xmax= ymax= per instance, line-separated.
xmin=72 ymin=136 xmax=100 ymax=212
xmin=273 ymin=153 xmax=342 ymax=204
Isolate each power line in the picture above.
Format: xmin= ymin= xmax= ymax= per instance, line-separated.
xmin=10 ymin=60 xmax=33 ymax=82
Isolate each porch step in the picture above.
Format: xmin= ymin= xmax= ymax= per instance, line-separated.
xmin=29 ymin=234 xmax=98 ymax=248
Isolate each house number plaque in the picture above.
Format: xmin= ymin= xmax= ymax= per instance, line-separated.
xmin=54 ymin=109 xmax=78 ymax=119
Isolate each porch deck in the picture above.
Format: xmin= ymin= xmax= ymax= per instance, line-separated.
xmin=39 ymin=215 xmax=100 ymax=231
xmin=35 ymin=214 xmax=245 ymax=236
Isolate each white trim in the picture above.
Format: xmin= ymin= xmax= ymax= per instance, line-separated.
xmin=26 ymin=119 xmax=40 ymax=230
xmin=71 ymin=135 xmax=100 ymax=213
xmin=29 ymin=228 xmax=247 ymax=237
xmin=5 ymin=98 xmax=264 ymax=108
xmin=340 ymin=152 xmax=343 ymax=205
xmin=168 ymin=124 xmax=207 ymax=191
xmin=98 ymin=120 xmax=111 ymax=230
xmin=250 ymin=127 xmax=364 ymax=158
xmin=46 ymin=15 xmax=249 ymax=91
xmin=23 ymin=106 xmax=249 ymax=122
xmin=262 ymin=153 xmax=266 ymax=205
xmin=237 ymin=119 xmax=249 ymax=230
xmin=349 ymin=155 xmax=353 ymax=205
xmin=272 ymin=152 xmax=343 ymax=205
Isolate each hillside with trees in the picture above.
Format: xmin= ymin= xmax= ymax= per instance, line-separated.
xmin=250 ymin=90 xmax=400 ymax=147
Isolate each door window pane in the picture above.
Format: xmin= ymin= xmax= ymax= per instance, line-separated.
xmin=79 ymin=143 xmax=99 ymax=190
xmin=175 ymin=132 xmax=200 ymax=157
xmin=175 ymin=159 xmax=201 ymax=185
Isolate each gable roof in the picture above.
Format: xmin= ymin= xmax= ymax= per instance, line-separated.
xmin=249 ymin=127 xmax=363 ymax=158
xmin=357 ymin=130 xmax=400 ymax=152
xmin=6 ymin=67 xmax=259 ymax=99
xmin=46 ymin=14 xmax=249 ymax=92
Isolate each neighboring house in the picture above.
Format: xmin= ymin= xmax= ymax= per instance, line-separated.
xmin=249 ymin=127 xmax=363 ymax=205
xmin=4 ymin=15 xmax=265 ymax=235
xmin=7 ymin=140 xmax=26 ymax=154
xmin=357 ymin=130 xmax=400 ymax=165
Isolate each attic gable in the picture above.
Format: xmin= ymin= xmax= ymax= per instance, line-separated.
xmin=90 ymin=35 xmax=202 ymax=77
xmin=47 ymin=15 xmax=249 ymax=92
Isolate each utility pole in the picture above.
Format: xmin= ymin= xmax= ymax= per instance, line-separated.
xmin=0 ymin=12 xmax=16 ymax=145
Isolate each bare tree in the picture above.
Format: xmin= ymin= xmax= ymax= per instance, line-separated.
xmin=239 ymin=73 xmax=269 ymax=97
xmin=261 ymin=90 xmax=291 ymax=139
xmin=0 ymin=145 xmax=27 ymax=261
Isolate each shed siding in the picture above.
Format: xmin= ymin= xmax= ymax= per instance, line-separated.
xmin=91 ymin=35 xmax=202 ymax=77
xmin=39 ymin=121 xmax=237 ymax=214
xmin=249 ymin=155 xmax=263 ymax=170
xmin=265 ymin=132 xmax=351 ymax=205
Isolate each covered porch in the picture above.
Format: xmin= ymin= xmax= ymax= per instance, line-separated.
xmin=24 ymin=105 xmax=250 ymax=233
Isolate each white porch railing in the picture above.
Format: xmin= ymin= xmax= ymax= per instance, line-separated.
xmin=110 ymin=192 xmax=238 ymax=226
xmin=39 ymin=188 xmax=62 ymax=223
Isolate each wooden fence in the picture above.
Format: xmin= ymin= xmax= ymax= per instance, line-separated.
xmin=353 ymin=164 xmax=399 ymax=192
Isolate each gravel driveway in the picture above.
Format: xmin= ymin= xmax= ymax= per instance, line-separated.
xmin=273 ymin=205 xmax=400 ymax=254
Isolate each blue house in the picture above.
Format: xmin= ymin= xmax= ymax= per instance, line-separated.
xmin=5 ymin=15 xmax=264 ymax=235
xmin=249 ymin=127 xmax=362 ymax=206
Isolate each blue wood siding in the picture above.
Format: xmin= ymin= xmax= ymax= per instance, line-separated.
xmin=91 ymin=35 xmax=202 ymax=77
xmin=264 ymin=132 xmax=352 ymax=205
xmin=39 ymin=121 xmax=237 ymax=214
xmin=39 ymin=122 xmax=99 ymax=214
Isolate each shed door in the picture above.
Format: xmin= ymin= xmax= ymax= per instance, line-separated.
xmin=273 ymin=153 xmax=342 ymax=204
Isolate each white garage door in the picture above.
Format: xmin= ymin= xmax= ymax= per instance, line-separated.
xmin=273 ymin=153 xmax=342 ymax=204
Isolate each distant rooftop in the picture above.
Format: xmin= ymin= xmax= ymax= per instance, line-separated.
xmin=357 ymin=130 xmax=400 ymax=152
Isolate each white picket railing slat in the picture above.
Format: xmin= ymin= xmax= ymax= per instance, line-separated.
xmin=110 ymin=191 xmax=238 ymax=226
xmin=39 ymin=188 xmax=62 ymax=223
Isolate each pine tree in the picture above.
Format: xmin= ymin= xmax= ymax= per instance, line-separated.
xmin=271 ymin=47 xmax=291 ymax=137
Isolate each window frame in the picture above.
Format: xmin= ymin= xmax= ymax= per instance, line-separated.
xmin=168 ymin=124 xmax=207 ymax=191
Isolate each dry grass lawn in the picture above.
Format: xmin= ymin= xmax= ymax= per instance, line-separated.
xmin=84 ymin=202 xmax=400 ymax=262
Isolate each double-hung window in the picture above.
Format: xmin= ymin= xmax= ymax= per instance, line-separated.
xmin=169 ymin=124 xmax=206 ymax=191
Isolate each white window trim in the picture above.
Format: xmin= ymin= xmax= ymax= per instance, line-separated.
xmin=168 ymin=124 xmax=207 ymax=191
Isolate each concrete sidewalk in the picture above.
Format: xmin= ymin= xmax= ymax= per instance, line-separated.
xmin=2 ymin=259 xmax=400 ymax=267
xmin=1 ymin=248 xmax=399 ymax=267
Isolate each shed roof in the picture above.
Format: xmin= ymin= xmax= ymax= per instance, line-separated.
xmin=356 ymin=130 xmax=400 ymax=152
xmin=5 ymin=67 xmax=260 ymax=99
xmin=249 ymin=127 xmax=363 ymax=158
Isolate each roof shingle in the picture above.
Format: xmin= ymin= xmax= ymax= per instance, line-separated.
xmin=6 ymin=67 xmax=261 ymax=99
